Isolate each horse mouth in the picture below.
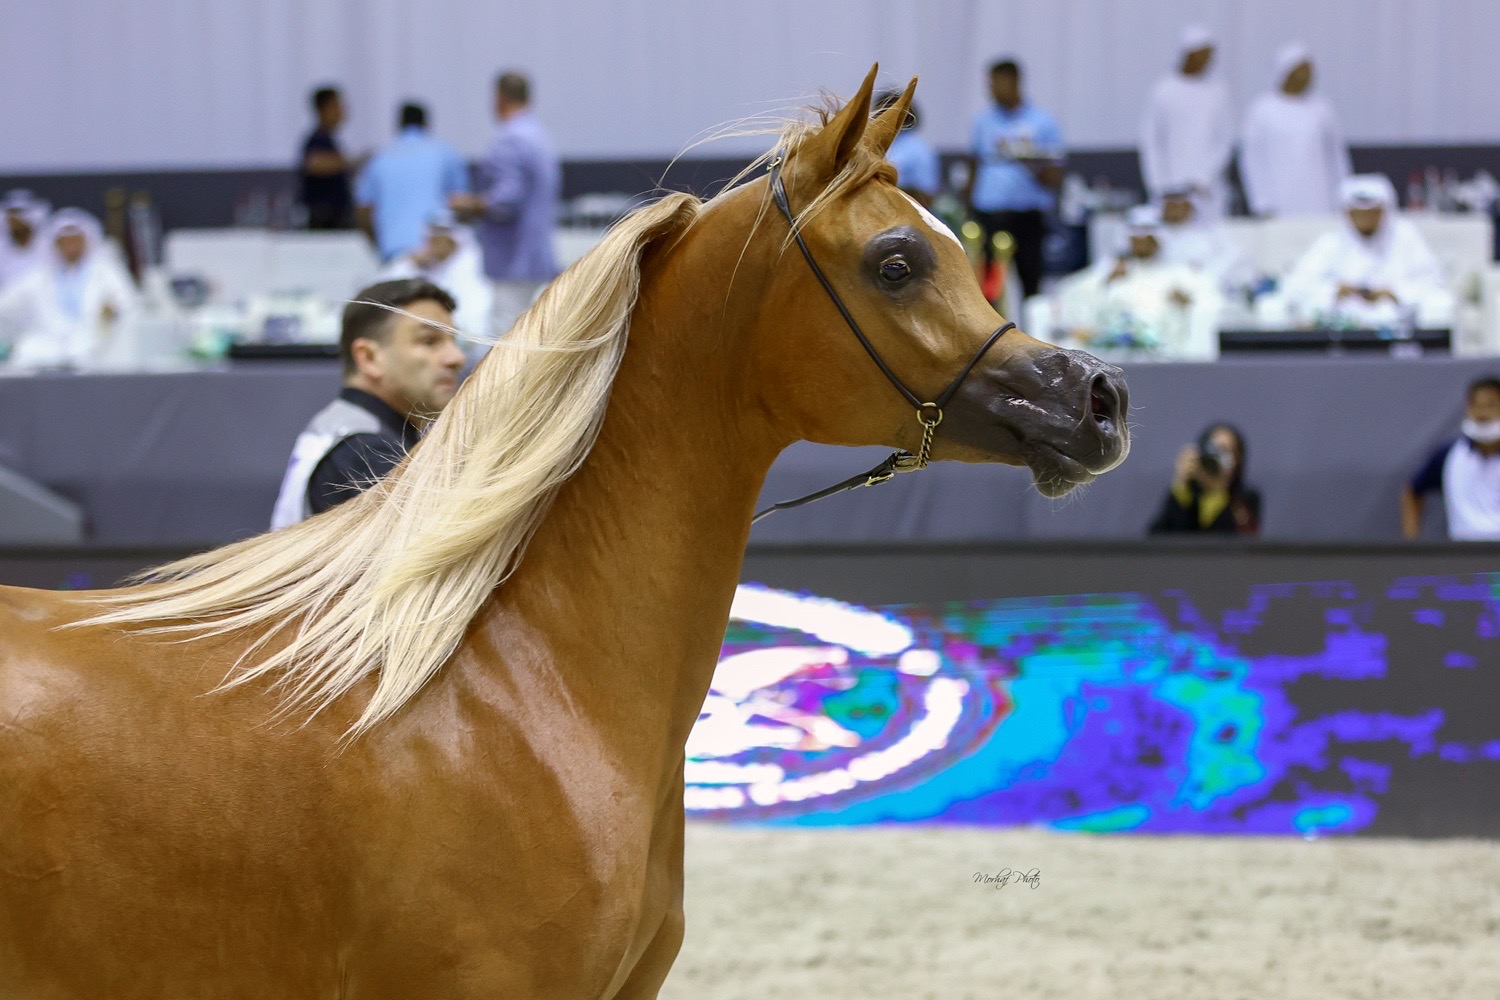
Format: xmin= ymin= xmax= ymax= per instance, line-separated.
xmin=1022 ymin=440 xmax=1099 ymax=498
xmin=944 ymin=349 xmax=1130 ymax=495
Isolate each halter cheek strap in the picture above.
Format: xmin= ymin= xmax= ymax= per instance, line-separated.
xmin=752 ymin=153 xmax=1016 ymax=525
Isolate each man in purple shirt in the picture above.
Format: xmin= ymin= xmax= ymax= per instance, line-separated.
xmin=450 ymin=71 xmax=561 ymax=339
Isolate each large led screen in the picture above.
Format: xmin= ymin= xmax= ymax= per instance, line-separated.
xmin=691 ymin=562 xmax=1500 ymax=837
xmin=4 ymin=545 xmax=1498 ymax=836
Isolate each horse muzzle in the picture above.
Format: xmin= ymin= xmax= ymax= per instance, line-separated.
xmin=944 ymin=345 xmax=1131 ymax=498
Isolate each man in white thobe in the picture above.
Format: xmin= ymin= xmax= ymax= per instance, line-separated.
xmin=1281 ymin=174 xmax=1453 ymax=328
xmin=379 ymin=210 xmax=494 ymax=350
xmin=1139 ymin=25 xmax=1234 ymax=217
xmin=1240 ymin=43 xmax=1351 ymax=217
xmin=0 ymin=190 xmax=50 ymax=291
xmin=1056 ymin=205 xmax=1222 ymax=360
xmin=0 ymin=208 xmax=139 ymax=367
xmin=1158 ymin=187 xmax=1254 ymax=297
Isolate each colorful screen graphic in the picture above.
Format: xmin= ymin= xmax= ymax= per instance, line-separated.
xmin=688 ymin=574 xmax=1500 ymax=836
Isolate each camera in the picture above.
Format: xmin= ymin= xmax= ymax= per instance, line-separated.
xmin=1198 ymin=442 xmax=1232 ymax=478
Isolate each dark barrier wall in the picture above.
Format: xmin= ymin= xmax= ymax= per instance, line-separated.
xmin=4 ymin=542 xmax=1498 ymax=838
xmin=1 ymin=357 xmax=1489 ymax=546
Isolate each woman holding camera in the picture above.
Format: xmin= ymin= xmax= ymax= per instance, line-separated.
xmin=1149 ymin=422 xmax=1261 ymax=535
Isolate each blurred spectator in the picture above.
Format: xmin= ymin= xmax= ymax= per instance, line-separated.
xmin=964 ymin=58 xmax=1063 ymax=300
xmin=875 ymin=89 xmax=940 ymax=207
xmin=0 ymin=208 xmax=138 ymax=367
xmin=0 ymin=190 xmax=50 ymax=291
xmin=1139 ymin=25 xmax=1233 ymax=216
xmin=1158 ymin=187 xmax=1254 ymax=296
xmin=450 ymin=70 xmax=560 ymax=338
xmin=356 ymin=102 xmax=470 ymax=262
xmin=1055 ymin=204 xmax=1221 ymax=360
xmin=1402 ymin=376 xmax=1500 ymax=541
xmin=380 ymin=211 xmax=493 ymax=342
xmin=1240 ymin=44 xmax=1349 ymax=217
xmin=271 ymin=278 xmax=465 ymax=529
xmin=299 ymin=86 xmax=361 ymax=230
xmin=1281 ymin=174 xmax=1452 ymax=328
xmin=1150 ymin=423 xmax=1261 ymax=535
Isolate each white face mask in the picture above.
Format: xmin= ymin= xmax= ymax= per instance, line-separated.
xmin=1462 ymin=418 xmax=1500 ymax=444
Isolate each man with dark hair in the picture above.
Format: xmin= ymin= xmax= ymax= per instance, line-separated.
xmin=356 ymin=100 xmax=470 ymax=261
xmin=271 ymin=278 xmax=466 ymax=528
xmin=449 ymin=69 xmax=560 ymax=338
xmin=1402 ymin=376 xmax=1500 ymax=540
xmin=496 ymin=72 xmax=529 ymax=105
xmin=299 ymin=86 xmax=362 ymax=230
xmin=964 ymin=57 xmax=1065 ymax=301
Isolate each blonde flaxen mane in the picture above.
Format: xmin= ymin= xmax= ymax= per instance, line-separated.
xmin=76 ymin=114 xmax=894 ymax=735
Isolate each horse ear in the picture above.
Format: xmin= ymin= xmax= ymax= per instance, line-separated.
xmin=794 ymin=63 xmax=880 ymax=181
xmin=867 ymin=77 xmax=918 ymax=156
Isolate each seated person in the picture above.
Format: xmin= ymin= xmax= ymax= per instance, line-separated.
xmin=0 ymin=190 xmax=50 ymax=291
xmin=1157 ymin=186 xmax=1254 ymax=297
xmin=0 ymin=208 xmax=139 ymax=367
xmin=1055 ymin=204 xmax=1222 ymax=359
xmin=1281 ymin=174 xmax=1453 ymax=328
xmin=271 ymin=278 xmax=466 ymax=529
xmin=1150 ymin=422 xmax=1261 ymax=535
xmin=379 ymin=210 xmax=492 ymax=344
xmin=1402 ymin=375 xmax=1500 ymax=540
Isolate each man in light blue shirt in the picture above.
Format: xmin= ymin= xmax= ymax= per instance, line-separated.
xmin=876 ymin=90 xmax=941 ymax=206
xmin=965 ymin=58 xmax=1065 ymax=300
xmin=355 ymin=103 xmax=470 ymax=262
xmin=449 ymin=71 xmax=561 ymax=338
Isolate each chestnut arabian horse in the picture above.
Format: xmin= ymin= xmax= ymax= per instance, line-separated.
xmin=0 ymin=68 xmax=1127 ymax=998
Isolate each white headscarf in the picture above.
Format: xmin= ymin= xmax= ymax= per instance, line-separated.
xmin=1119 ymin=204 xmax=1166 ymax=259
xmin=1179 ymin=25 xmax=1216 ymax=62
xmin=43 ymin=208 xmax=105 ymax=270
xmin=1273 ymin=43 xmax=1312 ymax=90
xmin=1125 ymin=204 xmax=1165 ymax=239
xmin=1340 ymin=173 xmax=1398 ymax=211
xmin=1339 ymin=173 xmax=1399 ymax=253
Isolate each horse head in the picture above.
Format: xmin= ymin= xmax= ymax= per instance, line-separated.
xmin=738 ymin=65 xmax=1128 ymax=497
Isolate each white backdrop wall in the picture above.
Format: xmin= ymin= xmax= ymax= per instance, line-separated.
xmin=2 ymin=0 xmax=1496 ymax=173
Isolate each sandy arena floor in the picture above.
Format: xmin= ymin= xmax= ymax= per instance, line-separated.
xmin=660 ymin=823 xmax=1500 ymax=1000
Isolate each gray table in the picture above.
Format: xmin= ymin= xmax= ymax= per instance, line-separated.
xmin=0 ymin=356 xmax=1490 ymax=545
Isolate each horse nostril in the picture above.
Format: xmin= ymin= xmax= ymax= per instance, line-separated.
xmin=1089 ymin=375 xmax=1119 ymax=425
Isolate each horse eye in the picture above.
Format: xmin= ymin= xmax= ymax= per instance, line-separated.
xmin=880 ymin=256 xmax=911 ymax=283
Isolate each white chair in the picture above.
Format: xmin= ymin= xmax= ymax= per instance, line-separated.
xmin=162 ymin=229 xmax=275 ymax=305
xmin=1409 ymin=215 xmax=1493 ymax=355
xmin=267 ymin=232 xmax=381 ymax=303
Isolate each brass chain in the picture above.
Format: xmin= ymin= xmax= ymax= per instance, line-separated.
xmin=913 ymin=403 xmax=943 ymax=468
xmin=890 ymin=404 xmax=943 ymax=475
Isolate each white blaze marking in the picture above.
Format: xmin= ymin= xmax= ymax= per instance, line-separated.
xmin=900 ymin=191 xmax=963 ymax=249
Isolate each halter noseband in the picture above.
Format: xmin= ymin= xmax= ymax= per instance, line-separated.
xmin=752 ymin=152 xmax=1016 ymax=524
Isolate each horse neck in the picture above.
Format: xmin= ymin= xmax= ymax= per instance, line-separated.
xmin=460 ymin=204 xmax=784 ymax=766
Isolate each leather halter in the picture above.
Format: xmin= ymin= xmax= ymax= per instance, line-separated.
xmin=752 ymin=153 xmax=1017 ymax=524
